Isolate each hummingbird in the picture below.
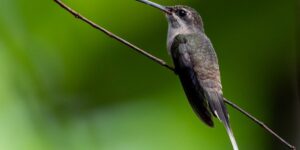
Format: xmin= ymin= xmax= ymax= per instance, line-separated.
xmin=137 ymin=0 xmax=238 ymax=150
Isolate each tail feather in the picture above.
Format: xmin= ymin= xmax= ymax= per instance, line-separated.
xmin=206 ymin=91 xmax=239 ymax=150
xmin=224 ymin=118 xmax=239 ymax=150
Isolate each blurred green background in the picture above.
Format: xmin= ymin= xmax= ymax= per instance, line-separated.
xmin=0 ymin=0 xmax=299 ymax=150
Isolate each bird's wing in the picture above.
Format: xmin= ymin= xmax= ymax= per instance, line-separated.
xmin=171 ymin=34 xmax=238 ymax=150
xmin=171 ymin=34 xmax=213 ymax=127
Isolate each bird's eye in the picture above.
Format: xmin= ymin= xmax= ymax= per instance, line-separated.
xmin=178 ymin=10 xmax=187 ymax=17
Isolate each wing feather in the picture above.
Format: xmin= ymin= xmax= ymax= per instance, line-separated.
xmin=171 ymin=34 xmax=213 ymax=127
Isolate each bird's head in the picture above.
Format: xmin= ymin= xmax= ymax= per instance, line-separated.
xmin=137 ymin=0 xmax=204 ymax=32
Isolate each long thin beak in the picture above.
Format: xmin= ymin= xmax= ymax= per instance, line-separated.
xmin=136 ymin=0 xmax=171 ymax=15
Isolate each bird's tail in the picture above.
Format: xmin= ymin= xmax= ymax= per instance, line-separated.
xmin=206 ymin=91 xmax=239 ymax=150
xmin=224 ymin=121 xmax=239 ymax=150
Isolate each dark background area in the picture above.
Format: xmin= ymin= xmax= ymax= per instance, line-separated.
xmin=0 ymin=0 xmax=298 ymax=149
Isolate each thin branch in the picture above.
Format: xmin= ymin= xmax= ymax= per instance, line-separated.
xmin=53 ymin=0 xmax=296 ymax=149
xmin=53 ymin=0 xmax=175 ymax=72
xmin=224 ymin=98 xmax=296 ymax=150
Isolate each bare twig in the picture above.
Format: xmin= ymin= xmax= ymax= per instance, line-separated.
xmin=53 ymin=0 xmax=175 ymax=72
xmin=53 ymin=0 xmax=296 ymax=149
xmin=224 ymin=98 xmax=296 ymax=150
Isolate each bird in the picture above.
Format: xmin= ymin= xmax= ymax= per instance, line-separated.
xmin=137 ymin=0 xmax=239 ymax=150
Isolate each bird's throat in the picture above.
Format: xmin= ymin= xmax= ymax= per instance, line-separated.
xmin=167 ymin=25 xmax=193 ymax=54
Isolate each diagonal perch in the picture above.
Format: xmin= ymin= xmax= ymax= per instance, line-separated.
xmin=53 ymin=0 xmax=296 ymax=149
